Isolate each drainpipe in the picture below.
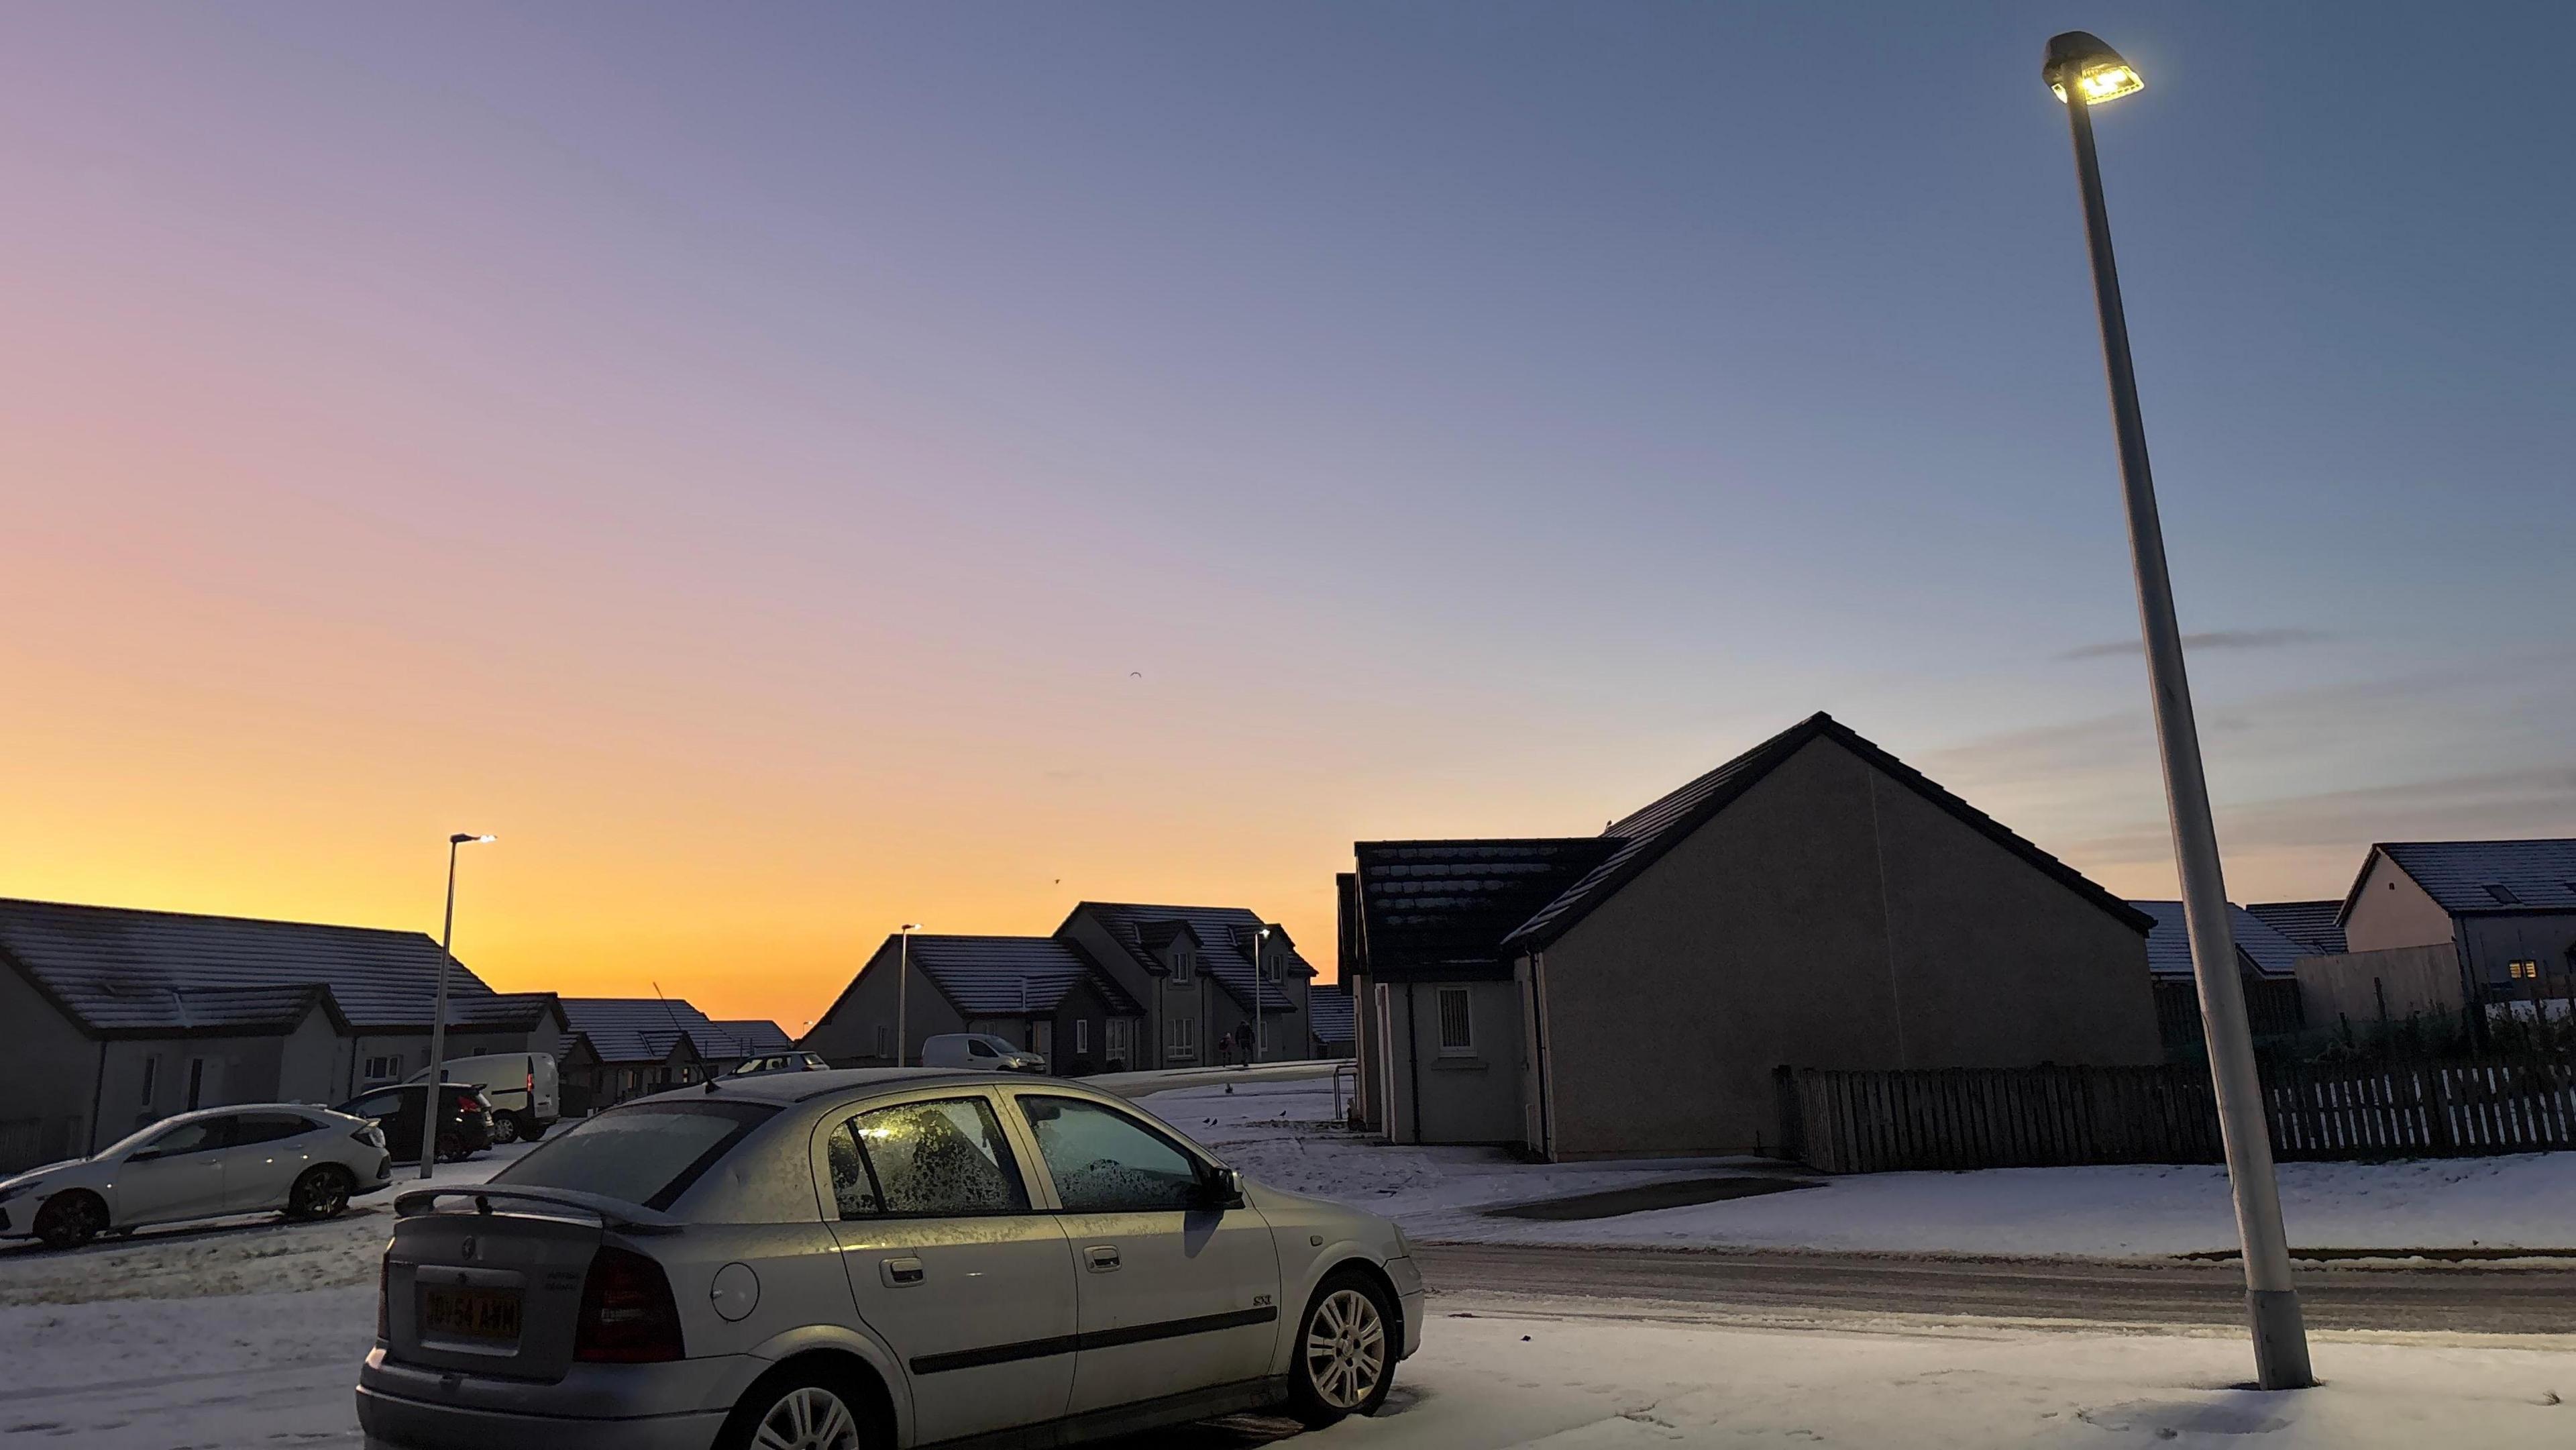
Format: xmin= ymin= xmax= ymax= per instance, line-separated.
xmin=1405 ymin=983 xmax=1424 ymax=1145
xmin=86 ymin=1038 xmax=109 ymax=1154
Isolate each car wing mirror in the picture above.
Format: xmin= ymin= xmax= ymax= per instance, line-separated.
xmin=1197 ymin=1164 xmax=1246 ymax=1210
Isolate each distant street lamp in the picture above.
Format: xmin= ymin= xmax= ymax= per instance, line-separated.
xmin=896 ymin=924 xmax=920 ymax=1066
xmin=1252 ymin=925 xmax=1273 ymax=1064
xmin=2042 ymin=30 xmax=2312 ymax=1390
xmin=421 ymin=833 xmax=495 ymax=1180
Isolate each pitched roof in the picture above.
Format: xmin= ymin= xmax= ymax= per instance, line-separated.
xmin=0 ymin=896 xmax=554 ymax=1037
xmin=1352 ymin=837 xmax=1618 ymax=980
xmin=1307 ymin=984 xmax=1356 ymax=1045
xmin=561 ymin=996 xmax=749 ymax=1065
xmin=712 ymin=1019 xmax=794 ymax=1055
xmin=2243 ymin=900 xmax=2348 ymax=956
xmin=2347 ymin=839 xmax=2576 ymax=919
xmin=1503 ymin=715 xmax=2155 ymax=951
xmin=2129 ymin=901 xmax=2308 ymax=979
xmin=1068 ymin=902 xmax=1305 ymax=1011
xmin=903 ymin=935 xmax=1146 ymax=1017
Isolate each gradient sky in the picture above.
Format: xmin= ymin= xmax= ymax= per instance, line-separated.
xmin=3 ymin=3 xmax=2569 ymax=1031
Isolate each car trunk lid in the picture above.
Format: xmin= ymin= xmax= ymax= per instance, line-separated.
xmin=385 ymin=1186 xmax=681 ymax=1382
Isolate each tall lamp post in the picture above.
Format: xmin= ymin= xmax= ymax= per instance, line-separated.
xmin=2042 ymin=31 xmax=2312 ymax=1390
xmin=1252 ymin=925 xmax=1273 ymax=1063
xmin=896 ymin=923 xmax=920 ymax=1066
xmin=421 ymin=832 xmax=495 ymax=1180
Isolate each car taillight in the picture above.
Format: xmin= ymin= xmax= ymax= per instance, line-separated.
xmin=574 ymin=1247 xmax=685 ymax=1363
xmin=525 ymin=1071 xmax=536 ymax=1094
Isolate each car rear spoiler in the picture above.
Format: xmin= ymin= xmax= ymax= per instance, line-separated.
xmin=393 ymin=1184 xmax=686 ymax=1235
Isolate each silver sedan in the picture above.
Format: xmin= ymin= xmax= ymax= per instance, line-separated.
xmin=358 ymin=1069 xmax=1424 ymax=1450
xmin=0 ymin=1104 xmax=391 ymax=1248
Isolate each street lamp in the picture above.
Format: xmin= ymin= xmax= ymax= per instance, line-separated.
xmin=421 ymin=833 xmax=494 ymax=1180
xmin=2042 ymin=30 xmax=2312 ymax=1390
xmin=896 ymin=924 xmax=920 ymax=1067
xmin=1252 ymin=925 xmax=1273 ymax=1064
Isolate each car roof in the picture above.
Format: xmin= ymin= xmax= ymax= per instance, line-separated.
xmin=629 ymin=1066 xmax=1076 ymax=1108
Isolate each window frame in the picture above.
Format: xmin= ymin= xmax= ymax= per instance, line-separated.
xmin=1167 ymin=1011 xmax=1195 ymax=1059
xmin=1436 ymin=985 xmax=1474 ymax=1057
xmin=1171 ymin=948 xmax=1194 ymax=984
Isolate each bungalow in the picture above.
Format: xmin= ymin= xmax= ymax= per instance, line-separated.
xmin=0 ymin=896 xmax=564 ymax=1170
xmin=559 ymin=997 xmax=780 ymax=1106
xmin=2127 ymin=900 xmax=2309 ymax=1053
xmin=802 ymin=935 xmax=1146 ymax=1074
xmin=1344 ymin=713 xmax=2163 ymax=1159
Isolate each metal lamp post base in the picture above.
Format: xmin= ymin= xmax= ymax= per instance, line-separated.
xmin=2246 ymin=1290 xmax=2315 ymax=1390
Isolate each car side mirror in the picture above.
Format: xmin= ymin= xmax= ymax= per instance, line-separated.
xmin=1197 ymin=1164 xmax=1246 ymax=1210
xmin=127 ymin=1147 xmax=163 ymax=1163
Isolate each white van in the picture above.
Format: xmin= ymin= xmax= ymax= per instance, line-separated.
xmin=920 ymin=1032 xmax=1048 ymax=1074
xmin=406 ymin=1052 xmax=559 ymax=1143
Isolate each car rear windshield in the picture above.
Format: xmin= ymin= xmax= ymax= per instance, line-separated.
xmin=492 ymin=1100 xmax=777 ymax=1210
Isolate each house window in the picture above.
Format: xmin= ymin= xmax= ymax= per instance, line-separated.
xmin=363 ymin=1055 xmax=400 ymax=1082
xmin=1167 ymin=1013 xmax=1195 ymax=1058
xmin=1436 ymin=987 xmax=1473 ymax=1056
xmin=1171 ymin=949 xmax=1194 ymax=984
xmin=139 ymin=1056 xmax=158 ymax=1107
xmin=873 ymin=1025 xmax=891 ymax=1058
xmin=185 ymin=1057 xmax=208 ymax=1110
xmin=1074 ymin=1019 xmax=1089 ymax=1054
xmin=2509 ymin=960 xmax=2539 ymax=980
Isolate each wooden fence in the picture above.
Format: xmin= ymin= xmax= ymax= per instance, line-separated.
xmin=1775 ymin=1057 xmax=2576 ymax=1174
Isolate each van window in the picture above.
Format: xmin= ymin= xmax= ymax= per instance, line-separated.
xmin=496 ymin=1100 xmax=777 ymax=1210
xmin=967 ymin=1038 xmax=998 ymax=1058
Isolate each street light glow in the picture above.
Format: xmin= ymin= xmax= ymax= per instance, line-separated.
xmin=2043 ymin=32 xmax=2144 ymax=105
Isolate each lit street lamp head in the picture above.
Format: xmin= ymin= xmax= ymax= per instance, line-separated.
xmin=2044 ymin=31 xmax=2143 ymax=105
xmin=449 ymin=833 xmax=495 ymax=845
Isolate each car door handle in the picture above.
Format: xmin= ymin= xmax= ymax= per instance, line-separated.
xmin=1085 ymin=1245 xmax=1121 ymax=1273
xmin=881 ymin=1257 xmax=925 ymax=1287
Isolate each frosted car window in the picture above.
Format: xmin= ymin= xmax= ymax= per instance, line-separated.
xmin=495 ymin=1100 xmax=776 ymax=1210
xmin=851 ymin=1098 xmax=1028 ymax=1215
xmin=1017 ymin=1096 xmax=1203 ymax=1213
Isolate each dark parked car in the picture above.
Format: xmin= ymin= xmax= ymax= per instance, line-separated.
xmin=335 ymin=1084 xmax=496 ymax=1163
xmin=725 ymin=1051 xmax=830 ymax=1077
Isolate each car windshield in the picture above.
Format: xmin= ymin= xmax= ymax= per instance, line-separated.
xmin=492 ymin=1100 xmax=777 ymax=1210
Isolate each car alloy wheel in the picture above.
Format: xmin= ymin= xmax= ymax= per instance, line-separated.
xmin=1304 ymin=1286 xmax=1389 ymax=1411
xmin=490 ymin=1113 xmax=521 ymax=1145
xmin=290 ymin=1166 xmax=352 ymax=1220
xmin=34 ymin=1192 xmax=107 ymax=1250
xmin=751 ymin=1385 xmax=862 ymax=1450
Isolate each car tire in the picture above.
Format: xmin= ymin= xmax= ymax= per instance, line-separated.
xmin=436 ymin=1132 xmax=466 ymax=1162
xmin=284 ymin=1165 xmax=354 ymax=1221
xmin=1285 ymin=1269 xmax=1398 ymax=1428
xmin=33 ymin=1191 xmax=108 ymax=1251
xmin=520 ymin=1117 xmax=548 ymax=1143
xmin=490 ymin=1113 xmax=521 ymax=1145
xmin=714 ymin=1367 xmax=873 ymax=1450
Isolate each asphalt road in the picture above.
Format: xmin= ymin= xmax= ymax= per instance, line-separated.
xmin=1415 ymin=1242 xmax=2576 ymax=1336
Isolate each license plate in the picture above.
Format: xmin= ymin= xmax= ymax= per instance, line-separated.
xmin=420 ymin=1285 xmax=522 ymax=1342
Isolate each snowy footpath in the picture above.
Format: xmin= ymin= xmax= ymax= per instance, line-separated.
xmin=3 ymin=1086 xmax=2573 ymax=1447
xmin=1152 ymin=1078 xmax=2576 ymax=1259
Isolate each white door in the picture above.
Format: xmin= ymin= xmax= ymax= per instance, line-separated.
xmin=223 ymin=1111 xmax=321 ymax=1210
xmin=113 ymin=1116 xmax=233 ymax=1225
xmin=1105 ymin=1019 xmax=1134 ymax=1070
xmin=818 ymin=1092 xmax=1076 ymax=1445
xmin=1004 ymin=1091 xmax=1281 ymax=1412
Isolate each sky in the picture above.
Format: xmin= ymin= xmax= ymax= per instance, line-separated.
xmin=1 ymin=3 xmax=2569 ymax=1031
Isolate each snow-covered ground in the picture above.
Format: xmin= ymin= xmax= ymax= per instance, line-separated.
xmin=1142 ymin=1079 xmax=2576 ymax=1258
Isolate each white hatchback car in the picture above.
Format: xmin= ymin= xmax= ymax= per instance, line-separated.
xmin=0 ymin=1104 xmax=392 ymax=1249
xmin=357 ymin=1069 xmax=1422 ymax=1450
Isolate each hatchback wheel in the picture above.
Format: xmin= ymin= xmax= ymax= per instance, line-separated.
xmin=286 ymin=1165 xmax=354 ymax=1221
xmin=1287 ymin=1270 xmax=1397 ymax=1427
xmin=490 ymin=1113 xmax=521 ymax=1145
xmin=724 ymin=1380 xmax=865 ymax=1450
xmin=34 ymin=1192 xmax=107 ymax=1250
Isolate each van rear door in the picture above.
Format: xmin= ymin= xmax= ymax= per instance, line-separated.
xmin=532 ymin=1053 xmax=561 ymax=1122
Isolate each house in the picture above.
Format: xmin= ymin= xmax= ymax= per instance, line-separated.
xmin=1056 ymin=903 xmax=1312 ymax=1067
xmin=802 ymin=900 xmax=1312 ymax=1073
xmin=2278 ymin=839 xmax=2576 ymax=1037
xmin=2127 ymin=900 xmax=2309 ymax=1053
xmin=1342 ymin=713 xmax=2163 ymax=1160
xmin=2338 ymin=839 xmax=2576 ymax=1003
xmin=714 ymin=1019 xmax=794 ymax=1057
xmin=1308 ymin=982 xmax=1356 ymax=1059
xmin=559 ymin=997 xmax=779 ymax=1106
xmin=0 ymin=896 xmax=564 ymax=1170
xmin=802 ymin=935 xmax=1146 ymax=1074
